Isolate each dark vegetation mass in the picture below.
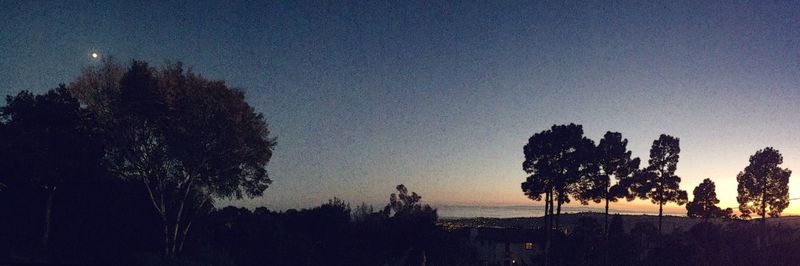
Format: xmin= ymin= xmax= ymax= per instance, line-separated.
xmin=0 ymin=61 xmax=797 ymax=265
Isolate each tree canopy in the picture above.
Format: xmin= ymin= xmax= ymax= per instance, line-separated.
xmin=522 ymin=123 xmax=595 ymax=211
xmin=0 ymin=85 xmax=103 ymax=248
xmin=577 ymin=132 xmax=640 ymax=204
xmin=737 ymin=147 xmax=791 ymax=222
xmin=686 ymin=178 xmax=731 ymax=220
xmin=576 ymin=131 xmax=640 ymax=233
xmin=68 ymin=60 xmax=276 ymax=256
xmin=521 ymin=123 xmax=595 ymax=265
xmin=632 ymin=134 xmax=688 ymax=234
xmin=1 ymin=86 xmax=101 ymax=192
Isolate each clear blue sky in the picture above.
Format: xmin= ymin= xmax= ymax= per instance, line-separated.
xmin=2 ymin=1 xmax=800 ymax=213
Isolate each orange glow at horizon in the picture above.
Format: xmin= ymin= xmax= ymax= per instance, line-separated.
xmin=424 ymin=162 xmax=800 ymax=217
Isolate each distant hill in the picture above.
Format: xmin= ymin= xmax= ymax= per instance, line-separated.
xmin=439 ymin=212 xmax=800 ymax=234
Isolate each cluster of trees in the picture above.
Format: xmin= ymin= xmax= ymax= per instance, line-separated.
xmin=521 ymin=124 xmax=792 ymax=264
xmin=520 ymin=124 xmax=684 ymax=236
xmin=685 ymin=178 xmax=733 ymax=220
xmin=0 ymin=59 xmax=276 ymax=262
xmin=187 ymin=185 xmax=469 ymax=266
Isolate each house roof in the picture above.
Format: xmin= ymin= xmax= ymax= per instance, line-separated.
xmin=473 ymin=227 xmax=544 ymax=243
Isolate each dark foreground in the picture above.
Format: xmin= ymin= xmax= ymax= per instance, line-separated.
xmin=441 ymin=212 xmax=800 ymax=233
xmin=442 ymin=213 xmax=800 ymax=266
xmin=5 ymin=194 xmax=800 ymax=266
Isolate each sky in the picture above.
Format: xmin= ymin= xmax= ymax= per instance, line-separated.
xmin=2 ymin=1 xmax=800 ymax=215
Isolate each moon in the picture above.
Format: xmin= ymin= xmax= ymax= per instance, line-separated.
xmin=91 ymin=52 xmax=99 ymax=58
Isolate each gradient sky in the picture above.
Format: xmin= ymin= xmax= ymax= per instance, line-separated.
xmin=2 ymin=1 xmax=800 ymax=215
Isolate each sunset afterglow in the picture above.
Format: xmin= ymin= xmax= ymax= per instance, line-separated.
xmin=4 ymin=1 xmax=800 ymax=216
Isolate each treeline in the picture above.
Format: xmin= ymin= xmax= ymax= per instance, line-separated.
xmin=186 ymin=186 xmax=475 ymax=266
xmin=0 ymin=179 xmax=467 ymax=265
xmin=520 ymin=124 xmax=792 ymax=264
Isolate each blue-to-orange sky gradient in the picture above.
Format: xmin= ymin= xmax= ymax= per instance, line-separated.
xmin=2 ymin=1 xmax=800 ymax=215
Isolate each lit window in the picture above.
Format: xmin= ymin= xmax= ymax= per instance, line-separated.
xmin=525 ymin=242 xmax=534 ymax=250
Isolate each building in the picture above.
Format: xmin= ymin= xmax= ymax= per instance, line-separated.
xmin=466 ymin=227 xmax=543 ymax=266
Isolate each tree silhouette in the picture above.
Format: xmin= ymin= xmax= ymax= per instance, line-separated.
xmin=383 ymin=184 xmax=438 ymax=228
xmin=385 ymin=185 xmax=420 ymax=215
xmin=686 ymin=178 xmax=731 ymax=220
xmin=70 ymin=60 xmax=276 ymax=256
xmin=0 ymin=85 xmax=102 ymax=248
xmin=576 ymin=131 xmax=640 ymax=234
xmin=0 ymin=86 xmax=103 ymax=249
xmin=632 ymin=134 xmax=688 ymax=234
xmin=383 ymin=184 xmax=437 ymax=264
xmin=521 ymin=123 xmax=594 ymax=265
xmin=736 ymin=147 xmax=791 ymax=225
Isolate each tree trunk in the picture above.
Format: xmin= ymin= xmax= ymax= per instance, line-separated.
xmin=604 ymin=197 xmax=610 ymax=234
xmin=658 ymin=201 xmax=663 ymax=235
xmin=544 ymin=190 xmax=552 ymax=266
xmin=177 ymin=221 xmax=192 ymax=254
xmin=171 ymin=179 xmax=194 ymax=254
xmin=761 ymin=190 xmax=767 ymax=227
xmin=760 ymin=188 xmax=768 ymax=248
xmin=162 ymin=214 xmax=171 ymax=256
xmin=171 ymin=213 xmax=184 ymax=254
xmin=42 ymin=189 xmax=55 ymax=249
xmin=544 ymin=191 xmax=550 ymax=230
xmin=555 ymin=195 xmax=562 ymax=230
xmin=604 ymin=196 xmax=610 ymax=266
xmin=176 ymin=196 xmax=209 ymax=254
xmin=141 ymin=179 xmax=172 ymax=256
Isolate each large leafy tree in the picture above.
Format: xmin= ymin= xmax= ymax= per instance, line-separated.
xmin=632 ymin=134 xmax=688 ymax=234
xmin=736 ymin=147 xmax=791 ymax=224
xmin=0 ymin=86 xmax=103 ymax=249
xmin=686 ymin=178 xmax=731 ymax=220
xmin=576 ymin=131 xmax=640 ymax=234
xmin=521 ymin=123 xmax=595 ymax=265
xmin=69 ymin=60 xmax=276 ymax=256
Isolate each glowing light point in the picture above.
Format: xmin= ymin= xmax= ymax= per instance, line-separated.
xmin=91 ymin=52 xmax=98 ymax=58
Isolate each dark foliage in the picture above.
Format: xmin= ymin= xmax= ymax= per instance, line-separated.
xmin=0 ymin=174 xmax=163 ymax=264
xmin=187 ymin=186 xmax=470 ymax=266
xmin=686 ymin=178 xmax=732 ymax=220
xmin=0 ymin=85 xmax=104 ymax=253
xmin=737 ymin=147 xmax=791 ymax=222
xmin=544 ymin=216 xmax=800 ymax=266
xmin=632 ymin=134 xmax=688 ymax=234
xmin=576 ymin=131 xmax=640 ymax=233
xmin=0 ymin=178 xmax=469 ymax=265
xmin=520 ymin=123 xmax=595 ymax=264
xmin=67 ymin=60 xmax=277 ymax=256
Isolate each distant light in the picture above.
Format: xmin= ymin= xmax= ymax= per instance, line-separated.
xmin=91 ymin=52 xmax=99 ymax=59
